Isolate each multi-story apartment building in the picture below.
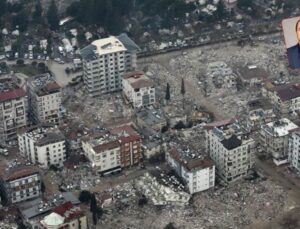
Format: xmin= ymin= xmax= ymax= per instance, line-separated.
xmin=80 ymin=34 xmax=139 ymax=97
xmin=109 ymin=125 xmax=141 ymax=168
xmin=82 ymin=134 xmax=121 ymax=175
xmin=262 ymin=82 xmax=300 ymax=116
xmin=82 ymin=125 xmax=142 ymax=174
xmin=39 ymin=201 xmax=88 ymax=229
xmin=123 ymin=71 xmax=155 ymax=108
xmin=18 ymin=124 xmax=66 ymax=169
xmin=289 ymin=130 xmax=300 ymax=171
xmin=0 ymin=165 xmax=41 ymax=205
xmin=260 ymin=118 xmax=298 ymax=165
xmin=27 ymin=74 xmax=62 ymax=124
xmin=204 ymin=119 xmax=255 ymax=183
xmin=0 ymin=77 xmax=27 ymax=143
xmin=166 ymin=144 xmax=215 ymax=194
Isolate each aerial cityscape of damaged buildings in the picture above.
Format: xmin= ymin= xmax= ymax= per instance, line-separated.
xmin=2 ymin=0 xmax=300 ymax=228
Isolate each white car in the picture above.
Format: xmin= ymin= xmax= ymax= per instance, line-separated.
xmin=0 ymin=55 xmax=5 ymax=60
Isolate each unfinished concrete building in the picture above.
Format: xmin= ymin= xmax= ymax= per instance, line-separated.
xmin=260 ymin=118 xmax=298 ymax=165
xmin=204 ymin=119 xmax=255 ymax=183
xmin=166 ymin=143 xmax=215 ymax=194
xmin=0 ymin=77 xmax=27 ymax=143
xmin=123 ymin=71 xmax=155 ymax=108
xmin=80 ymin=34 xmax=139 ymax=96
xmin=27 ymin=74 xmax=62 ymax=125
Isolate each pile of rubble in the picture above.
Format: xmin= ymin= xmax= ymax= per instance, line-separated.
xmin=98 ymin=179 xmax=288 ymax=229
xmin=135 ymin=173 xmax=190 ymax=206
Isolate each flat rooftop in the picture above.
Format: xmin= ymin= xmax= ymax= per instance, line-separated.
xmin=28 ymin=74 xmax=61 ymax=97
xmin=0 ymin=77 xmax=26 ymax=102
xmin=92 ymin=36 xmax=126 ymax=55
xmin=21 ymin=124 xmax=64 ymax=146
xmin=123 ymin=71 xmax=154 ymax=89
xmin=263 ymin=118 xmax=298 ymax=137
xmin=169 ymin=141 xmax=214 ymax=171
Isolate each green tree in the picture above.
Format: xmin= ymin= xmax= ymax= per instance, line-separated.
xmin=237 ymin=0 xmax=253 ymax=10
xmin=79 ymin=190 xmax=91 ymax=203
xmin=164 ymin=222 xmax=176 ymax=229
xmin=0 ymin=0 xmax=7 ymax=18
xmin=165 ymin=83 xmax=170 ymax=102
xmin=33 ymin=0 xmax=43 ymax=20
xmin=90 ymin=193 xmax=97 ymax=212
xmin=180 ymin=78 xmax=185 ymax=96
xmin=92 ymin=211 xmax=98 ymax=225
xmin=180 ymin=78 xmax=185 ymax=109
xmin=41 ymin=181 xmax=46 ymax=193
xmin=47 ymin=0 xmax=59 ymax=30
xmin=215 ymin=0 xmax=226 ymax=20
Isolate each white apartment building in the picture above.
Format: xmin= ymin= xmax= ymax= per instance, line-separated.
xmin=18 ymin=124 xmax=66 ymax=169
xmin=82 ymin=135 xmax=121 ymax=175
xmin=123 ymin=71 xmax=155 ymax=108
xmin=27 ymin=74 xmax=62 ymax=124
xmin=262 ymin=82 xmax=300 ymax=116
xmin=80 ymin=34 xmax=139 ymax=97
xmin=166 ymin=147 xmax=215 ymax=194
xmin=0 ymin=165 xmax=41 ymax=205
xmin=289 ymin=131 xmax=300 ymax=171
xmin=260 ymin=118 xmax=298 ymax=165
xmin=204 ymin=119 xmax=255 ymax=183
xmin=0 ymin=77 xmax=27 ymax=143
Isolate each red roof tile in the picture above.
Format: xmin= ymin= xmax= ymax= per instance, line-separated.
xmin=204 ymin=118 xmax=235 ymax=130
xmin=52 ymin=201 xmax=84 ymax=222
xmin=0 ymin=88 xmax=26 ymax=103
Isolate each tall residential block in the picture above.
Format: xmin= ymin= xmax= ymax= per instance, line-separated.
xmin=0 ymin=77 xmax=27 ymax=142
xmin=27 ymin=74 xmax=62 ymax=124
xmin=204 ymin=119 xmax=255 ymax=183
xmin=18 ymin=124 xmax=66 ymax=169
xmin=80 ymin=34 xmax=139 ymax=96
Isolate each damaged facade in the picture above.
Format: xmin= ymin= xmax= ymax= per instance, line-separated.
xmin=204 ymin=119 xmax=255 ymax=182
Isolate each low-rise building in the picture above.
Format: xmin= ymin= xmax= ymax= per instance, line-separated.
xmin=0 ymin=77 xmax=27 ymax=143
xmin=204 ymin=119 xmax=255 ymax=183
xmin=123 ymin=71 xmax=155 ymax=108
xmin=262 ymin=82 xmax=300 ymax=116
xmin=27 ymin=74 xmax=62 ymax=124
xmin=0 ymin=165 xmax=41 ymax=205
xmin=166 ymin=144 xmax=215 ymax=194
xmin=39 ymin=202 xmax=87 ymax=229
xmin=260 ymin=118 xmax=298 ymax=165
xmin=18 ymin=124 xmax=66 ymax=168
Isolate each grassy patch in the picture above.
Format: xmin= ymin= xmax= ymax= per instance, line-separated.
xmin=12 ymin=65 xmax=39 ymax=76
